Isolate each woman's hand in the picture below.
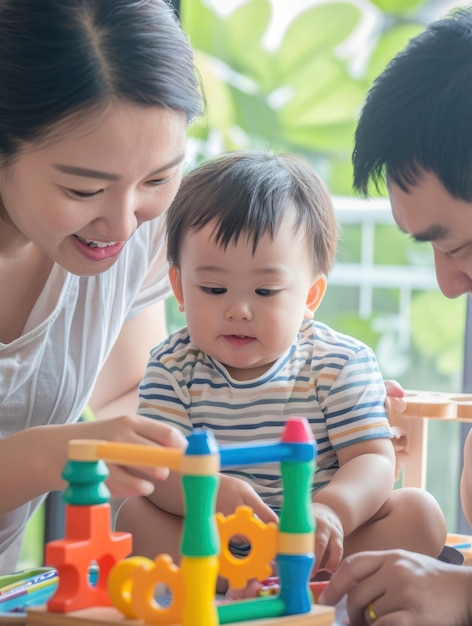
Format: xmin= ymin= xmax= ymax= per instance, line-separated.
xmin=384 ymin=379 xmax=407 ymax=416
xmin=66 ymin=415 xmax=188 ymax=498
xmin=384 ymin=380 xmax=408 ymax=481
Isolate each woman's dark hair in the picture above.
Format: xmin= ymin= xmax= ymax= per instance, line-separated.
xmin=0 ymin=0 xmax=203 ymax=160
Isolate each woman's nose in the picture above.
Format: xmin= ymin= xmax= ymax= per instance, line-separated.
xmin=92 ymin=193 xmax=140 ymax=241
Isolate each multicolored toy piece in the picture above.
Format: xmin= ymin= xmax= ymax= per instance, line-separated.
xmin=29 ymin=417 xmax=335 ymax=626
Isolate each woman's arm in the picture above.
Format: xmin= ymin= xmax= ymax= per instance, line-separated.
xmin=0 ymin=413 xmax=186 ymax=514
xmin=90 ymin=300 xmax=168 ymax=419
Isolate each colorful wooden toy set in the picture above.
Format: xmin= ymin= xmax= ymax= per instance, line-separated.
xmin=27 ymin=416 xmax=335 ymax=625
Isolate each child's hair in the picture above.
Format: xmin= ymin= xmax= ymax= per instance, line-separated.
xmin=166 ymin=150 xmax=338 ymax=276
xmin=0 ymin=0 xmax=202 ymax=162
xmin=353 ymin=6 xmax=472 ymax=201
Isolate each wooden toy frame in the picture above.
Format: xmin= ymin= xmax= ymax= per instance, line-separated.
xmin=27 ymin=417 xmax=334 ymax=626
xmin=391 ymin=389 xmax=472 ymax=489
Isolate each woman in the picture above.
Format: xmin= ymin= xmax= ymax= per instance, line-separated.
xmin=0 ymin=0 xmax=202 ymax=574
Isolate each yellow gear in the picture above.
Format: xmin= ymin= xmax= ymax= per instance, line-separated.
xmin=216 ymin=505 xmax=278 ymax=589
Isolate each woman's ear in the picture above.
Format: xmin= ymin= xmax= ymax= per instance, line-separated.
xmin=169 ymin=265 xmax=185 ymax=312
xmin=304 ymin=275 xmax=327 ymax=319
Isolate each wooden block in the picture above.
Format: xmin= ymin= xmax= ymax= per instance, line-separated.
xmin=0 ymin=614 xmax=26 ymax=624
xmin=27 ymin=604 xmax=335 ymax=626
xmin=450 ymin=396 xmax=472 ymax=421
xmin=403 ymin=391 xmax=456 ymax=419
xmin=403 ymin=390 xmax=472 ymax=421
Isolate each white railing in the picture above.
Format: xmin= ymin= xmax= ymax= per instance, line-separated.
xmin=331 ymin=196 xmax=438 ymax=350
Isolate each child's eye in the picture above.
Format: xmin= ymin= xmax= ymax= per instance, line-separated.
xmin=201 ymin=286 xmax=227 ymax=295
xmin=255 ymin=288 xmax=279 ymax=297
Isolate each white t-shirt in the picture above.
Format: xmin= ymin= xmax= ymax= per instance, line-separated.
xmin=0 ymin=216 xmax=170 ymax=573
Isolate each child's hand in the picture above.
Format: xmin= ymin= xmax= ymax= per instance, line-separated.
xmin=216 ymin=473 xmax=278 ymax=525
xmin=225 ymin=578 xmax=265 ymax=601
xmin=312 ymin=502 xmax=344 ymax=573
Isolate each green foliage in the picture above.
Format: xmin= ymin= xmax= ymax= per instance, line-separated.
xmin=365 ymin=23 xmax=424 ymax=85
xmin=184 ymin=0 xmax=435 ymax=194
xmin=411 ymin=292 xmax=466 ymax=376
xmin=166 ymin=296 xmax=186 ymax=335
xmin=370 ymin=0 xmax=424 ymax=14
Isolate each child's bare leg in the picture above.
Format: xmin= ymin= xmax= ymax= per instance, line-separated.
xmin=344 ymin=487 xmax=447 ymax=558
xmin=116 ymin=496 xmax=230 ymax=594
xmin=116 ymin=496 xmax=183 ymax=562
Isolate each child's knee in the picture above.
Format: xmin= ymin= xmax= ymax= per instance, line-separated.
xmin=390 ymin=487 xmax=447 ymax=555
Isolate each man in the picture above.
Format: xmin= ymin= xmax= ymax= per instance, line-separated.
xmin=320 ymin=7 xmax=472 ymax=626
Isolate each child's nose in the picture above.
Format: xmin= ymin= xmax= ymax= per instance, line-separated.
xmin=224 ymin=300 xmax=253 ymax=321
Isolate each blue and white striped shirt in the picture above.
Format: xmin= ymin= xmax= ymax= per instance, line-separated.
xmin=138 ymin=319 xmax=392 ymax=511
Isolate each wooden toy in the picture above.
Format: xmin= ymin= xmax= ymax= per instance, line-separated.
xmin=27 ymin=417 xmax=335 ymax=626
xmin=390 ymin=389 xmax=472 ymax=490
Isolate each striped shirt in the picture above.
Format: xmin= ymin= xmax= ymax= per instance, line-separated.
xmin=138 ymin=319 xmax=392 ymax=511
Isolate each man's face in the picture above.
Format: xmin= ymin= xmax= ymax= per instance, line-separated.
xmin=389 ymin=171 xmax=472 ymax=298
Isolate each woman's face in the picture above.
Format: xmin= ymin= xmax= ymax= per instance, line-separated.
xmin=0 ymin=102 xmax=187 ymax=275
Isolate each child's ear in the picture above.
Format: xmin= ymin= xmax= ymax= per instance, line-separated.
xmin=169 ymin=265 xmax=185 ymax=313
xmin=304 ymin=275 xmax=327 ymax=319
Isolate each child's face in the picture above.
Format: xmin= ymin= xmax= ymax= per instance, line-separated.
xmin=171 ymin=219 xmax=325 ymax=381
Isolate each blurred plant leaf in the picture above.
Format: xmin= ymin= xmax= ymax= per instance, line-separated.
xmin=278 ymin=2 xmax=362 ymax=77
xmin=366 ymin=22 xmax=425 ymax=84
xmin=411 ymin=292 xmax=466 ymax=376
xmin=370 ymin=0 xmax=425 ymax=15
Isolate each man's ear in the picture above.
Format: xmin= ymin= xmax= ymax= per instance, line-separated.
xmin=169 ymin=265 xmax=185 ymax=312
xmin=304 ymin=275 xmax=327 ymax=319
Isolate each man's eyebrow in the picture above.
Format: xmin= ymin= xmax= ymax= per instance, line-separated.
xmin=53 ymin=153 xmax=186 ymax=182
xmin=398 ymin=223 xmax=450 ymax=243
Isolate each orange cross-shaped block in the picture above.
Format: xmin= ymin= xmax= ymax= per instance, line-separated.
xmin=46 ymin=503 xmax=132 ymax=612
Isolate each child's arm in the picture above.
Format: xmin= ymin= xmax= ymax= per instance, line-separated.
xmin=312 ymin=438 xmax=395 ymax=572
xmin=460 ymin=429 xmax=472 ymax=525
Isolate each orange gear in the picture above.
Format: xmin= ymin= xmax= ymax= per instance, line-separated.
xmin=216 ymin=505 xmax=278 ymax=589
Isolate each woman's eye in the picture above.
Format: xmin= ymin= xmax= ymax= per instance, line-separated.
xmin=255 ymin=288 xmax=279 ymax=297
xmin=68 ymin=189 xmax=102 ymax=199
xmin=201 ymin=286 xmax=227 ymax=295
xmin=148 ymin=176 xmax=171 ymax=187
